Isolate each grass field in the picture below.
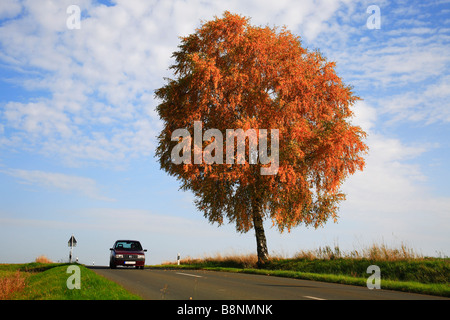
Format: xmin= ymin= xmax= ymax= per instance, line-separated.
xmin=0 ymin=261 xmax=141 ymax=300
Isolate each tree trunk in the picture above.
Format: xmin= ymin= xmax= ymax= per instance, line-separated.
xmin=253 ymin=205 xmax=269 ymax=268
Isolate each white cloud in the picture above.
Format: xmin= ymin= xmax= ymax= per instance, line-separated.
xmin=381 ymin=75 xmax=450 ymax=124
xmin=334 ymin=38 xmax=450 ymax=90
xmin=339 ymin=100 xmax=450 ymax=253
xmin=0 ymin=0 xmax=22 ymax=20
xmin=4 ymin=101 xmax=73 ymax=138
xmin=0 ymin=0 xmax=164 ymax=166
xmin=1 ymin=168 xmax=115 ymax=201
xmin=351 ymin=100 xmax=377 ymax=132
xmin=0 ymin=0 xmax=359 ymax=167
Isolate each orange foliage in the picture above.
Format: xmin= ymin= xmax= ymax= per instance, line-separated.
xmin=156 ymin=12 xmax=367 ymax=236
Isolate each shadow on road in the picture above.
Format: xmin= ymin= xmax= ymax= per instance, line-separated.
xmin=258 ymin=283 xmax=318 ymax=288
xmin=86 ymin=265 xmax=147 ymax=270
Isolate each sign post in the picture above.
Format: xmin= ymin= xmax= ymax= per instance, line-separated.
xmin=68 ymin=235 xmax=77 ymax=263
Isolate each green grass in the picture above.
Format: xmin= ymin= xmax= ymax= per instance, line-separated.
xmin=264 ymin=257 xmax=449 ymax=283
xmin=0 ymin=263 xmax=141 ymax=300
xmin=203 ymin=267 xmax=450 ymax=298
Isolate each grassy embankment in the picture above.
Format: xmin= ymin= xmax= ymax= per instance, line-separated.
xmin=156 ymin=244 xmax=450 ymax=297
xmin=0 ymin=256 xmax=140 ymax=300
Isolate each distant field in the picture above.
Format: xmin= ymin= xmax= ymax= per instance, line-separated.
xmin=158 ymin=244 xmax=450 ymax=297
xmin=0 ymin=262 xmax=141 ymax=300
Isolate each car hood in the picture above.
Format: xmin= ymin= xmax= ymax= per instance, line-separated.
xmin=114 ymin=250 xmax=145 ymax=254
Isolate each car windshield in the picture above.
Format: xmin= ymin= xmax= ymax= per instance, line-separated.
xmin=114 ymin=241 xmax=142 ymax=251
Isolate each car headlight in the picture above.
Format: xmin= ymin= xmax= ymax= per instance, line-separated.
xmin=137 ymin=255 xmax=145 ymax=259
xmin=116 ymin=254 xmax=123 ymax=258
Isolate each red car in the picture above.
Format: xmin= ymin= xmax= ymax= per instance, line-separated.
xmin=109 ymin=240 xmax=147 ymax=269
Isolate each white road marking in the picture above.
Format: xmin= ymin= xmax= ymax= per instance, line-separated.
xmin=303 ymin=295 xmax=326 ymax=300
xmin=176 ymin=272 xmax=203 ymax=278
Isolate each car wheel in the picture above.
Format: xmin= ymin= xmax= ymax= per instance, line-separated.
xmin=109 ymin=261 xmax=116 ymax=269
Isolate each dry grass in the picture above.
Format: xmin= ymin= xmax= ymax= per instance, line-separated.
xmin=0 ymin=255 xmax=53 ymax=299
xmin=293 ymin=242 xmax=422 ymax=261
xmin=163 ymin=252 xmax=259 ymax=268
xmin=35 ymin=255 xmax=53 ymax=264
xmin=0 ymin=271 xmax=27 ymax=300
xmin=164 ymin=243 xmax=425 ymax=267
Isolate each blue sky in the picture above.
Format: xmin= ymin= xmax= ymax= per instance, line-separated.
xmin=0 ymin=0 xmax=449 ymax=265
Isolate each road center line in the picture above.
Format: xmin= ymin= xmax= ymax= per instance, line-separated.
xmin=176 ymin=272 xmax=203 ymax=278
xmin=303 ymin=295 xmax=326 ymax=300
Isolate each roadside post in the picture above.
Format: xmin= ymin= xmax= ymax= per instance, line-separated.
xmin=68 ymin=234 xmax=77 ymax=263
xmin=177 ymin=253 xmax=181 ymax=265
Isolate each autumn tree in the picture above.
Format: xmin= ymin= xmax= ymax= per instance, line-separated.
xmin=155 ymin=12 xmax=368 ymax=266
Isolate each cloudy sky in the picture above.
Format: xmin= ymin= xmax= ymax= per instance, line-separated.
xmin=0 ymin=0 xmax=449 ymax=265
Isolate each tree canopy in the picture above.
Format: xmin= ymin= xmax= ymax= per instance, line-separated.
xmin=155 ymin=12 xmax=368 ymax=265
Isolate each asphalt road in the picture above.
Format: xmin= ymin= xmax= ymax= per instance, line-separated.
xmin=89 ymin=266 xmax=448 ymax=300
